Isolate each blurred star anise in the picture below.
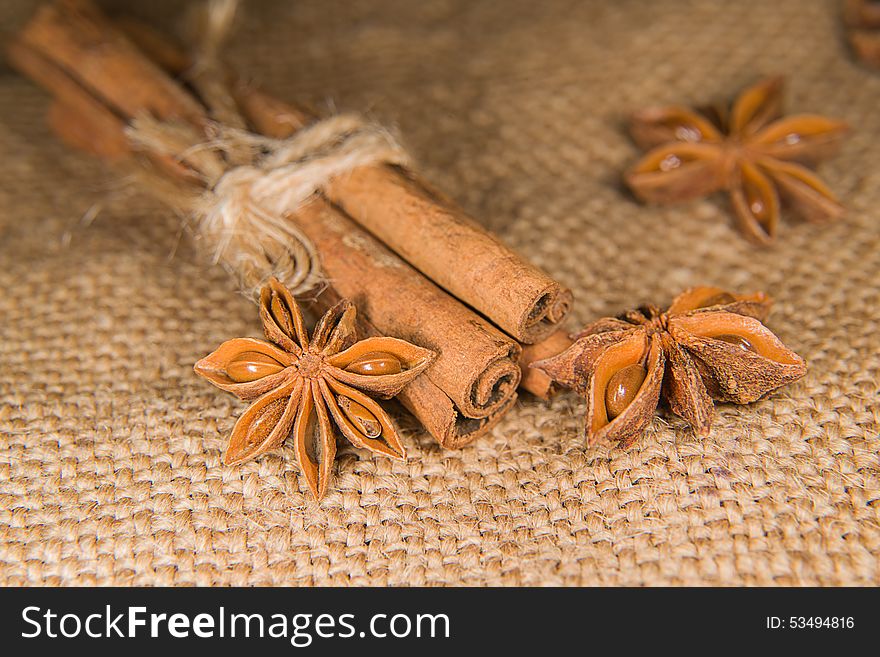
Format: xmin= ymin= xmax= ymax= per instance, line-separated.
xmin=195 ymin=278 xmax=436 ymax=499
xmin=844 ymin=0 xmax=880 ymax=69
xmin=625 ymin=76 xmax=849 ymax=244
xmin=531 ymin=287 xmax=807 ymax=448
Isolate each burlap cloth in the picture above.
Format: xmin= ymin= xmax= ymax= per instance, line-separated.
xmin=1 ymin=0 xmax=878 ymax=586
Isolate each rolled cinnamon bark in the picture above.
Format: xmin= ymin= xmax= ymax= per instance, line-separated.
xmin=16 ymin=0 xmax=206 ymax=127
xmin=324 ymin=293 xmax=519 ymax=449
xmin=518 ymin=329 xmax=574 ymax=399
xmin=6 ymin=40 xmax=130 ymax=160
xmin=110 ymin=7 xmax=574 ymax=344
xmin=290 ymin=198 xmax=522 ymax=420
xmin=8 ymin=0 xmax=522 ymax=447
xmin=324 ymin=168 xmax=574 ymax=343
xmin=400 ymin=375 xmax=518 ymax=449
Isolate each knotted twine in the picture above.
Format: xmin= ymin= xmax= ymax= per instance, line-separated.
xmin=125 ymin=0 xmax=410 ymax=299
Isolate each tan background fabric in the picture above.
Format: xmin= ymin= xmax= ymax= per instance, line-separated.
xmin=1 ymin=0 xmax=878 ymax=586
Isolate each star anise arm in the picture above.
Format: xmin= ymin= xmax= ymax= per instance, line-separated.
xmin=850 ymin=29 xmax=880 ymax=67
xmin=666 ymin=286 xmax=773 ymax=322
xmin=312 ymin=299 xmax=358 ymax=355
xmin=845 ymin=0 xmax=880 ymax=68
xmin=758 ymin=158 xmax=845 ymax=223
xmin=534 ymin=329 xmax=665 ymax=447
xmin=193 ymin=337 xmax=294 ymax=400
xmin=589 ymin=332 xmax=665 ymax=447
xmin=729 ymin=160 xmax=781 ymax=244
xmin=223 ymin=378 xmax=302 ymax=466
xmin=729 ymin=76 xmax=784 ymax=137
xmin=629 ymin=105 xmax=722 ymax=150
xmin=260 ymin=277 xmax=309 ymax=353
xmin=531 ymin=329 xmax=634 ymax=391
xmin=319 ymin=378 xmax=406 ymax=460
xmin=292 ymin=381 xmax=337 ymax=500
xmin=572 ymin=317 xmax=637 ymax=338
xmin=326 ymin=336 xmax=436 ymax=398
xmin=668 ymin=312 xmax=806 ymax=403
xmin=749 ymin=115 xmax=849 ymax=166
xmin=625 ymin=142 xmax=726 ymax=204
xmin=660 ymin=334 xmax=714 ymax=436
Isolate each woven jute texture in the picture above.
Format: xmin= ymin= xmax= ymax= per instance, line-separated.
xmin=1 ymin=0 xmax=879 ymax=586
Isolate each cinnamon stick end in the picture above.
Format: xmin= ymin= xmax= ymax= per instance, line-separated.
xmin=519 ymin=329 xmax=574 ymax=399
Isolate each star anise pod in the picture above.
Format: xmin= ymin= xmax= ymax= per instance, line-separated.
xmin=531 ymin=287 xmax=807 ymax=448
xmin=844 ymin=0 xmax=880 ymax=68
xmin=194 ymin=278 xmax=436 ymax=499
xmin=625 ymin=76 xmax=849 ymax=244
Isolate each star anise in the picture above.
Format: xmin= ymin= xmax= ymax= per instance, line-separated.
xmin=844 ymin=0 xmax=880 ymax=68
xmin=531 ymin=287 xmax=807 ymax=448
xmin=194 ymin=278 xmax=436 ymax=499
xmin=625 ymin=76 xmax=849 ymax=244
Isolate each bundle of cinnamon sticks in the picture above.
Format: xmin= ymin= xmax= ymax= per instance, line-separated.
xmin=8 ymin=0 xmax=573 ymax=448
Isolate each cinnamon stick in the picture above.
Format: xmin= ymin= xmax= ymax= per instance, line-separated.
xmin=109 ymin=8 xmax=574 ymax=344
xmin=324 ymin=168 xmax=574 ymax=343
xmin=9 ymin=0 xmax=523 ymax=448
xmin=19 ymin=0 xmax=206 ymax=127
xmin=6 ymin=39 xmax=129 ymax=160
xmin=400 ymin=374 xmax=518 ymax=449
xmin=273 ymin=196 xmax=522 ymax=422
xmin=314 ymin=264 xmax=518 ymax=449
xmin=518 ymin=329 xmax=574 ymax=399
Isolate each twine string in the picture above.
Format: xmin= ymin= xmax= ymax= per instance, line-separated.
xmin=198 ymin=114 xmax=408 ymax=299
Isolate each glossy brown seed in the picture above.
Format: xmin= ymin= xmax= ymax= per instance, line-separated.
xmin=227 ymin=351 xmax=285 ymax=382
xmin=344 ymin=351 xmax=403 ymax=376
xmin=714 ymin=333 xmax=755 ymax=352
xmin=605 ymin=364 xmax=648 ymax=420
xmin=744 ymin=176 xmax=772 ymax=223
xmin=337 ymin=396 xmax=382 ymax=438
xmin=698 ymin=292 xmax=737 ymax=308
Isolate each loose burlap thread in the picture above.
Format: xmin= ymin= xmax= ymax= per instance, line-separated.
xmin=0 ymin=0 xmax=878 ymax=586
